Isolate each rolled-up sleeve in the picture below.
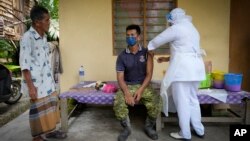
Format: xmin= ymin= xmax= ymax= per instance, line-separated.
xmin=19 ymin=35 xmax=32 ymax=71
xmin=116 ymin=54 xmax=125 ymax=72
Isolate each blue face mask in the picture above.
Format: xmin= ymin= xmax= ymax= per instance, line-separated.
xmin=126 ymin=36 xmax=137 ymax=47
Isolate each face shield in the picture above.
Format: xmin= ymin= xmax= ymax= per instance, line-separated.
xmin=166 ymin=8 xmax=191 ymax=24
xmin=166 ymin=13 xmax=172 ymax=21
xmin=166 ymin=13 xmax=173 ymax=26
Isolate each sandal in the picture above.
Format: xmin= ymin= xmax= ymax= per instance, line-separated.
xmin=46 ymin=130 xmax=67 ymax=139
xmin=33 ymin=136 xmax=48 ymax=141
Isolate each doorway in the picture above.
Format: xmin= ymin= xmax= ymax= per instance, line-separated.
xmin=229 ymin=0 xmax=250 ymax=91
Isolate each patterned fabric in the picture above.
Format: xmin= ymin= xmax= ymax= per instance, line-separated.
xmin=198 ymin=91 xmax=250 ymax=104
xmin=113 ymin=84 xmax=162 ymax=120
xmin=29 ymin=92 xmax=60 ymax=137
xmin=60 ymin=82 xmax=115 ymax=105
xmin=59 ymin=82 xmax=250 ymax=105
xmin=19 ymin=27 xmax=55 ymax=98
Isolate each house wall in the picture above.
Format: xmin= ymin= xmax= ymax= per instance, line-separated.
xmin=59 ymin=0 xmax=230 ymax=91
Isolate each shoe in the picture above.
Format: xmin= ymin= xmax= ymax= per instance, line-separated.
xmin=191 ymin=130 xmax=205 ymax=138
xmin=45 ymin=130 xmax=67 ymax=139
xmin=32 ymin=136 xmax=48 ymax=141
xmin=118 ymin=117 xmax=131 ymax=141
xmin=169 ymin=132 xmax=191 ymax=141
xmin=118 ymin=128 xmax=131 ymax=141
xmin=144 ymin=117 xmax=158 ymax=140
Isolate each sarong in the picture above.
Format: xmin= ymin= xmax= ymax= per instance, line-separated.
xmin=29 ymin=92 xmax=60 ymax=137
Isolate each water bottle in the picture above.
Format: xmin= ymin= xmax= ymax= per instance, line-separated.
xmin=79 ymin=66 xmax=85 ymax=84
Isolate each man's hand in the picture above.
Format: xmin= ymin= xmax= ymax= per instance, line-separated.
xmin=29 ymin=85 xmax=37 ymax=101
xmin=124 ymin=92 xmax=135 ymax=106
xmin=134 ymin=88 xmax=144 ymax=104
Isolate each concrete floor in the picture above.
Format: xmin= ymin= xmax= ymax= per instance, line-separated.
xmin=0 ymin=104 xmax=231 ymax=141
xmin=0 ymin=95 xmax=29 ymax=127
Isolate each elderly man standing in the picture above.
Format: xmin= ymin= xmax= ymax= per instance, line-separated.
xmin=148 ymin=8 xmax=206 ymax=141
xmin=20 ymin=6 xmax=66 ymax=141
xmin=113 ymin=24 xmax=162 ymax=141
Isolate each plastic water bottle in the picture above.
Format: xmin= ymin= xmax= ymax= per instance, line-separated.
xmin=79 ymin=66 xmax=85 ymax=84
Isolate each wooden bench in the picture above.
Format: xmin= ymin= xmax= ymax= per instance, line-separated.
xmin=59 ymin=81 xmax=250 ymax=132
xmin=59 ymin=81 xmax=162 ymax=132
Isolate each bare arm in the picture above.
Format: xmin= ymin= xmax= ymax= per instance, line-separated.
xmin=22 ymin=69 xmax=37 ymax=100
xmin=117 ymin=72 xmax=135 ymax=106
xmin=140 ymin=51 xmax=154 ymax=90
xmin=134 ymin=51 xmax=154 ymax=103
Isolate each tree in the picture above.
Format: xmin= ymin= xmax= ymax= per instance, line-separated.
xmin=37 ymin=0 xmax=58 ymax=19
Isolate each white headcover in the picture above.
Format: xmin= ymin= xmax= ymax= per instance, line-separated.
xmin=167 ymin=8 xmax=192 ymax=24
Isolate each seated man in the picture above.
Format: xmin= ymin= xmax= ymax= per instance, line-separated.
xmin=113 ymin=24 xmax=162 ymax=141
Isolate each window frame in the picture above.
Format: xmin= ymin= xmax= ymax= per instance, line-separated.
xmin=112 ymin=0 xmax=177 ymax=55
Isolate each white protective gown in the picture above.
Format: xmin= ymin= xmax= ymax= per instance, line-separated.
xmin=148 ymin=16 xmax=206 ymax=117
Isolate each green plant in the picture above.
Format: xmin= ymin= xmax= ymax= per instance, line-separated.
xmin=68 ymin=98 xmax=77 ymax=114
xmin=0 ymin=39 xmax=19 ymax=64
xmin=37 ymin=0 xmax=59 ymax=41
xmin=48 ymin=19 xmax=59 ymax=41
xmin=37 ymin=0 xmax=58 ymax=19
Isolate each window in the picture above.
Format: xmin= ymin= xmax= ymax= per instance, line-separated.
xmin=112 ymin=0 xmax=177 ymax=55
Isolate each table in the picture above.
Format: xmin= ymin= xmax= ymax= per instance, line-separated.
xmin=158 ymin=90 xmax=250 ymax=131
xmin=59 ymin=81 xmax=250 ymax=132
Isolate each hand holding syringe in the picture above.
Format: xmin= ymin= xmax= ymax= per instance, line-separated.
xmin=154 ymin=56 xmax=170 ymax=63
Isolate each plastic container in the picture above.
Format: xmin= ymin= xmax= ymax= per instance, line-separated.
xmin=212 ymin=71 xmax=225 ymax=88
xmin=224 ymin=73 xmax=243 ymax=92
xmin=79 ymin=66 xmax=85 ymax=84
xmin=213 ymin=80 xmax=224 ymax=89
xmin=199 ymin=73 xmax=212 ymax=89
xmin=212 ymin=71 xmax=225 ymax=80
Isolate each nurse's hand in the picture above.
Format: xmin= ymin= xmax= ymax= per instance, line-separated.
xmin=157 ymin=57 xmax=170 ymax=63
xmin=124 ymin=92 xmax=135 ymax=106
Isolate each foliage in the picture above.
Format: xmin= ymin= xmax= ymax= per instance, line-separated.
xmin=37 ymin=0 xmax=59 ymax=19
xmin=48 ymin=19 xmax=59 ymax=41
xmin=37 ymin=0 xmax=59 ymax=41
xmin=0 ymin=39 xmax=19 ymax=64
xmin=0 ymin=40 xmax=14 ymax=53
xmin=0 ymin=1 xmax=59 ymax=64
xmin=68 ymin=98 xmax=77 ymax=114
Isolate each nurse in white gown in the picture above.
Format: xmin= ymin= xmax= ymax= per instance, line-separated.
xmin=147 ymin=8 xmax=206 ymax=140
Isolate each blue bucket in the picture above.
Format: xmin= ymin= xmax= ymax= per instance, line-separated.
xmin=224 ymin=73 xmax=243 ymax=92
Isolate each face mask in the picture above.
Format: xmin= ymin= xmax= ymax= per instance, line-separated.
xmin=126 ymin=36 xmax=137 ymax=47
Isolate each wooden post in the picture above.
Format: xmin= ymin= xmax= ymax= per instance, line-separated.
xmin=245 ymin=99 xmax=250 ymax=124
xmin=156 ymin=113 xmax=162 ymax=131
xmin=60 ymin=98 xmax=68 ymax=132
